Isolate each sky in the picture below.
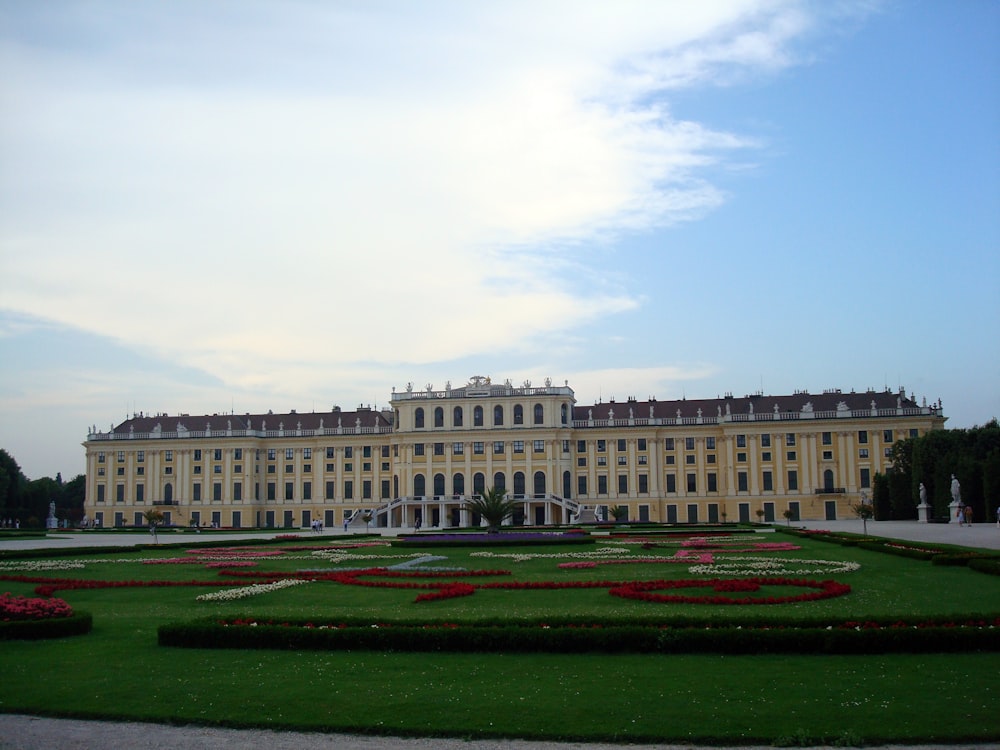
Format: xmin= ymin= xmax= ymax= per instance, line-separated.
xmin=1 ymin=0 xmax=998 ymax=481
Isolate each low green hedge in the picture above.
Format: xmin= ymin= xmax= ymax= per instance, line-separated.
xmin=159 ymin=614 xmax=1000 ymax=655
xmin=0 ymin=612 xmax=93 ymax=640
xmin=392 ymin=535 xmax=595 ymax=548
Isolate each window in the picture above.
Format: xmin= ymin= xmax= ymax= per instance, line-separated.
xmin=685 ymin=454 xmax=695 ymax=465
xmin=234 ymin=448 xmax=243 ymax=460
xmin=664 ymin=438 xmax=674 ymax=451
xmin=192 ymin=483 xmax=201 ymax=502
xmin=787 ymin=451 xmax=796 ymax=461
xmin=705 ymin=437 xmax=715 ymax=450
xmin=638 ymin=438 xmax=647 ymax=451
xmin=763 ymin=471 xmax=773 ymax=492
xmin=325 ymin=481 xmax=335 ymax=500
xmin=493 ymin=441 xmax=504 ymax=454
xmin=513 ymin=441 xmax=525 ymax=454
xmin=193 ymin=466 xmax=202 ymax=475
xmin=434 ymin=442 xmax=444 ymax=456
xmin=473 ymin=406 xmax=483 ymax=426
xmin=761 ymin=434 xmax=771 ymax=448
xmin=737 ymin=471 xmax=748 ymax=492
xmin=787 ymin=470 xmax=798 ymax=491
xmin=909 ymin=429 xmax=919 ymax=439
xmin=267 ymin=465 xmax=275 ymax=474
xmin=136 ymin=484 xmax=144 ymax=503
xmin=213 ymin=465 xmax=222 ymax=474
xmin=618 ymin=455 xmax=627 ymax=465
xmin=687 ymin=473 xmax=697 ymax=493
xmin=577 ymin=457 xmax=586 ymax=467
xmin=762 ymin=452 xmax=771 ymax=462
xmin=326 ymin=463 xmax=334 ymax=472
xmin=858 ymin=430 xmax=868 ymax=444
xmin=638 ymin=454 xmax=648 ymax=465
xmin=666 ymin=474 xmax=677 ymax=493
xmin=513 ymin=404 xmax=524 ymax=425
xmin=562 ymin=440 xmax=570 ymax=453
xmin=213 ymin=483 xmax=222 ymax=501
xmin=618 ymin=475 xmax=628 ymax=494
xmin=597 ymin=456 xmax=607 ymax=466
xmin=267 ymin=449 xmax=276 ymax=460
xmin=494 ymin=405 xmax=504 ymax=426
xmin=212 ymin=449 xmax=221 ymax=461
xmin=362 ymin=480 xmax=372 ymax=499
xmin=707 ymin=473 xmax=717 ymax=492
xmin=344 ymin=463 xmax=352 ymax=472
xmin=326 ymin=447 xmax=335 ymax=459
xmin=285 ymin=464 xmax=293 ymax=474
xmin=822 ymin=432 xmax=832 ymax=446
xmin=233 ymin=482 xmax=242 ymax=501
xmin=414 ymin=443 xmax=424 ymax=456
xmin=381 ymin=462 xmax=389 ymax=471
xmin=597 ymin=475 xmax=608 ymax=494
xmin=577 ymin=440 xmax=586 ymax=452
xmin=666 ymin=455 xmax=675 ymax=465
xmin=193 ymin=450 xmax=201 ymax=461
xmin=284 ymin=448 xmax=293 ymax=460
xmin=344 ymin=480 xmax=353 ymax=500
xmin=285 ymin=482 xmax=293 ymax=500
xmin=533 ymin=440 xmax=544 ymax=453
xmin=638 ymin=474 xmax=648 ymax=493
xmin=884 ymin=447 xmax=892 ymax=457
xmin=685 ymin=437 xmax=695 ymax=451
xmin=414 ymin=408 xmax=424 ymax=428
xmin=453 ymin=442 xmax=464 ymax=455
xmin=97 ymin=485 xmax=105 ymax=502
xmin=786 ymin=433 xmax=796 ymax=446
xmin=578 ymin=475 xmax=587 ymax=495
xmin=266 ymin=482 xmax=275 ymax=501
xmin=737 ymin=452 xmax=746 ymax=462
xmin=534 ymin=403 xmax=544 ymax=424
xmin=883 ymin=429 xmax=893 ymax=443
xmin=362 ymin=463 xmax=369 ymax=472
xmin=736 ymin=435 xmax=746 ymax=448
xmin=860 ymin=468 xmax=871 ymax=488
xmin=344 ymin=446 xmax=353 ymax=459
xmin=137 ymin=450 xmax=145 ymax=463
xmin=303 ymin=464 xmax=310 ymax=473
xmin=597 ymin=440 xmax=606 ymax=452
xmin=381 ymin=480 xmax=390 ymax=499
xmin=98 ymin=452 xmax=106 ymax=463
xmin=859 ymin=448 xmax=869 ymax=458
xmin=473 ymin=442 xmax=484 ymax=455
xmin=822 ymin=450 xmax=833 ymax=460
xmin=453 ymin=406 xmax=463 ymax=427
xmin=136 ymin=466 xmax=145 ymax=476
xmin=434 ymin=407 xmax=444 ymax=428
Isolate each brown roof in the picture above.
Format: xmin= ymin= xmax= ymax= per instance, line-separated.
xmin=113 ymin=408 xmax=390 ymax=435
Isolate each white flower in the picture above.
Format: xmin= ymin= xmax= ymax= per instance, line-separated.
xmin=196 ymin=578 xmax=311 ymax=602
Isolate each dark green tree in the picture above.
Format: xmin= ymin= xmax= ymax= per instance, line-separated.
xmin=462 ymin=486 xmax=519 ymax=533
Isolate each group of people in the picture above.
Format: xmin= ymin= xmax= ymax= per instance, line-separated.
xmin=310 ymin=519 xmax=325 ymax=533
xmin=1 ymin=518 xmax=20 ymax=529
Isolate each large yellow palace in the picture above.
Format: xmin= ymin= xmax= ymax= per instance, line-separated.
xmin=82 ymin=377 xmax=944 ymax=529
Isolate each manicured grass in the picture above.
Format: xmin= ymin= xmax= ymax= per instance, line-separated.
xmin=1 ymin=532 xmax=999 ymax=745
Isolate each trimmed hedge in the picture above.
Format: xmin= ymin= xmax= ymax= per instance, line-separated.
xmin=159 ymin=614 xmax=1000 ymax=655
xmin=0 ymin=611 xmax=92 ymax=640
xmin=392 ymin=535 xmax=595 ymax=549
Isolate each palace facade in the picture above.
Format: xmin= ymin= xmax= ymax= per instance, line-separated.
xmin=82 ymin=377 xmax=945 ymax=530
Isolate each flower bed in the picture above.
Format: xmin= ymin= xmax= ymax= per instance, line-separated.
xmin=1 ymin=592 xmax=73 ymax=620
xmin=393 ymin=532 xmax=595 ymax=548
xmin=0 ymin=592 xmax=92 ymax=640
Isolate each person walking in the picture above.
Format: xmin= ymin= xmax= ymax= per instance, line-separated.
xmin=963 ymin=504 xmax=973 ymax=526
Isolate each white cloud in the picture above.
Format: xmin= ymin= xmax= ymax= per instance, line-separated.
xmin=0 ymin=1 xmax=848 ymax=394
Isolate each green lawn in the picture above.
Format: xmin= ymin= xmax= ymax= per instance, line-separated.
xmin=2 ymin=531 xmax=999 ymax=745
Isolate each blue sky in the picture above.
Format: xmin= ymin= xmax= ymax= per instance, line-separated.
xmin=1 ymin=0 xmax=998 ymax=480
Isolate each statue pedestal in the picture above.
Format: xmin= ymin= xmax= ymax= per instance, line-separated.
xmin=46 ymin=517 xmax=58 ymax=530
xmin=917 ymin=502 xmax=932 ymax=523
xmin=948 ymin=500 xmax=962 ymax=524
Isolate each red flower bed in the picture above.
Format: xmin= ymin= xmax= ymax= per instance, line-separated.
xmin=0 ymin=575 xmax=256 ymax=598
xmin=0 ymin=592 xmax=73 ymax=621
xmin=609 ymin=577 xmax=850 ymax=605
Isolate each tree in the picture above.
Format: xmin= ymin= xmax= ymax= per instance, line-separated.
xmin=851 ymin=498 xmax=875 ymax=535
xmin=143 ymin=509 xmax=165 ymax=543
xmin=462 ymin=486 xmax=519 ymax=533
xmin=609 ymin=505 xmax=629 ymax=522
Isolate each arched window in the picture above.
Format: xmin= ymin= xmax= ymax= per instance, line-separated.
xmin=433 ymin=473 xmax=446 ymax=497
xmin=560 ymin=403 xmax=568 ymax=425
xmin=562 ymin=471 xmax=571 ymax=498
xmin=534 ymin=471 xmax=546 ymax=497
xmin=513 ymin=404 xmax=524 ymax=425
xmin=473 ymin=406 xmax=484 ymax=427
xmin=533 ymin=403 xmax=544 ymax=425
xmin=823 ymin=469 xmax=835 ymax=492
xmin=473 ymin=472 xmax=486 ymax=496
xmin=414 ymin=408 xmax=424 ymax=429
xmin=494 ymin=405 xmax=504 ymax=426
xmin=513 ymin=472 xmax=526 ymax=497
xmin=493 ymin=471 xmax=506 ymax=492
xmin=413 ymin=473 xmax=425 ymax=497
xmin=434 ymin=406 xmax=444 ymax=428
xmin=453 ymin=472 xmax=465 ymax=497
xmin=164 ymin=483 xmax=173 ymax=502
xmin=453 ymin=406 xmax=463 ymax=427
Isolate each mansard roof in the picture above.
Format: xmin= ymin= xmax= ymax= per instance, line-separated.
xmin=111 ymin=408 xmax=390 ymax=435
xmin=574 ymin=389 xmax=922 ymax=422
